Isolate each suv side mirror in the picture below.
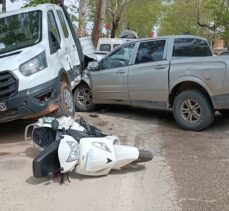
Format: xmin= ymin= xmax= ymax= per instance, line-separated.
xmin=87 ymin=61 xmax=99 ymax=71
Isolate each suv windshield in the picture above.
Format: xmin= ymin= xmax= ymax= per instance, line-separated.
xmin=0 ymin=11 xmax=42 ymax=55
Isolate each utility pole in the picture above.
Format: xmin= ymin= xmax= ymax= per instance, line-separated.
xmin=92 ymin=0 xmax=106 ymax=47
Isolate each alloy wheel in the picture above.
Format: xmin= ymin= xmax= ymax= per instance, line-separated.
xmin=180 ymin=99 xmax=201 ymax=122
xmin=77 ymin=88 xmax=93 ymax=109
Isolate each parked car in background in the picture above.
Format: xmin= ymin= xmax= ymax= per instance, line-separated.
xmin=74 ymin=35 xmax=229 ymax=131
xmin=79 ymin=36 xmax=106 ymax=61
xmin=96 ymin=38 xmax=127 ymax=52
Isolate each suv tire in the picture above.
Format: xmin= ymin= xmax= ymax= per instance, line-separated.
xmin=173 ymin=89 xmax=215 ymax=131
xmin=74 ymin=84 xmax=96 ymax=112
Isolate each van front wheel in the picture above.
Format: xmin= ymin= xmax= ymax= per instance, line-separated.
xmin=54 ymin=82 xmax=75 ymax=117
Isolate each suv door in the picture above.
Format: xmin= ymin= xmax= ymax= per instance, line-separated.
xmin=128 ymin=39 xmax=170 ymax=108
xmin=90 ymin=42 xmax=136 ymax=104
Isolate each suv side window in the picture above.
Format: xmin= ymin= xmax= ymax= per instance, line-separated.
xmin=48 ymin=11 xmax=61 ymax=43
xmin=135 ymin=40 xmax=166 ymax=64
xmin=101 ymin=42 xmax=136 ymax=70
xmin=173 ymin=38 xmax=212 ymax=57
xmin=56 ymin=10 xmax=69 ymax=38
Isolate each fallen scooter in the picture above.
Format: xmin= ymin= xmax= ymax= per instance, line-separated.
xmin=25 ymin=116 xmax=153 ymax=182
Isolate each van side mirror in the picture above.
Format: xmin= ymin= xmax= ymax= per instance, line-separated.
xmin=50 ymin=31 xmax=60 ymax=53
xmin=87 ymin=61 xmax=99 ymax=71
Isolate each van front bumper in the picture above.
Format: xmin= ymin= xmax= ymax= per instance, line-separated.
xmin=0 ymin=77 xmax=60 ymax=123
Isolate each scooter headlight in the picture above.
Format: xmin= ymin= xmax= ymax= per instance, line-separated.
xmin=66 ymin=141 xmax=80 ymax=163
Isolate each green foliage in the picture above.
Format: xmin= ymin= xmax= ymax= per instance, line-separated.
xmin=124 ymin=0 xmax=162 ymax=37
xmin=205 ymin=0 xmax=229 ymax=40
xmin=23 ymin=0 xmax=79 ymax=28
xmin=159 ymin=0 xmax=229 ymax=42
xmin=159 ymin=0 xmax=208 ymax=37
xmin=24 ymin=0 xmax=229 ymax=43
xmin=23 ymin=0 xmax=51 ymax=7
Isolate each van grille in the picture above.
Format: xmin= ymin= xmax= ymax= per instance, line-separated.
xmin=0 ymin=71 xmax=17 ymax=100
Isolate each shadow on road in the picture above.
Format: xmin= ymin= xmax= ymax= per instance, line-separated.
xmin=25 ymin=163 xmax=146 ymax=185
xmin=0 ymin=119 xmax=35 ymax=144
xmin=97 ymin=105 xmax=229 ymax=132
xmin=1 ymin=107 xmax=229 ymax=145
xmin=26 ymin=175 xmax=60 ymax=186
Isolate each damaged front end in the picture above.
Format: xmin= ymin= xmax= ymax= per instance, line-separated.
xmin=0 ymin=77 xmax=61 ymax=123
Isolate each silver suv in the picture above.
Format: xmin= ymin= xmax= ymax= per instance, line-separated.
xmin=74 ymin=35 xmax=229 ymax=131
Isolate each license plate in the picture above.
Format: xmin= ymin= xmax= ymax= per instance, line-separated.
xmin=0 ymin=102 xmax=7 ymax=112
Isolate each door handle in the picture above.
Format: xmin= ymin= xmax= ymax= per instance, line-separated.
xmin=154 ymin=65 xmax=166 ymax=70
xmin=116 ymin=70 xmax=125 ymax=74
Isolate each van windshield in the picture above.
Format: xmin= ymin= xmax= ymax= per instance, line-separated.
xmin=0 ymin=11 xmax=42 ymax=55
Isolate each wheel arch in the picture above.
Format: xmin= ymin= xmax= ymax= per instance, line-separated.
xmin=58 ymin=69 xmax=71 ymax=86
xmin=169 ymin=80 xmax=214 ymax=108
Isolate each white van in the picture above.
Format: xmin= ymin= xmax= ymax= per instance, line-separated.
xmin=0 ymin=4 xmax=84 ymax=123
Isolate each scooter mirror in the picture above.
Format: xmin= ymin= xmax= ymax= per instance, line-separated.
xmin=51 ymin=119 xmax=59 ymax=131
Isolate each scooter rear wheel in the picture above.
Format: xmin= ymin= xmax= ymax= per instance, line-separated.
xmin=133 ymin=149 xmax=153 ymax=163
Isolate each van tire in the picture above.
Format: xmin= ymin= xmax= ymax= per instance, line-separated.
xmin=74 ymin=84 xmax=96 ymax=112
xmin=54 ymin=82 xmax=75 ymax=117
xmin=173 ymin=90 xmax=215 ymax=131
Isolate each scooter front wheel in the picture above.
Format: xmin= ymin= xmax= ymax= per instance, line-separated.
xmin=133 ymin=149 xmax=153 ymax=163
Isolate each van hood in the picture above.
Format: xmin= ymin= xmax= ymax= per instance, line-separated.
xmin=0 ymin=47 xmax=45 ymax=72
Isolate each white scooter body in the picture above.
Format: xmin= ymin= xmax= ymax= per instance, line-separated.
xmin=26 ymin=116 xmax=147 ymax=178
xmin=58 ymin=135 xmax=139 ymax=176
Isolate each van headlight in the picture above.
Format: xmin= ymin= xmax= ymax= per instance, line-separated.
xmin=66 ymin=141 xmax=80 ymax=163
xmin=19 ymin=51 xmax=47 ymax=76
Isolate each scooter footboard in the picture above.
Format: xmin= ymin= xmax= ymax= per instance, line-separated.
xmin=112 ymin=145 xmax=139 ymax=169
xmin=33 ymin=142 xmax=60 ymax=178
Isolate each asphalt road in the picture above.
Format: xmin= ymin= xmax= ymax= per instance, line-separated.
xmin=0 ymin=106 xmax=229 ymax=211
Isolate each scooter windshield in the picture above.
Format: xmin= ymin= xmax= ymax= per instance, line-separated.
xmin=0 ymin=10 xmax=42 ymax=55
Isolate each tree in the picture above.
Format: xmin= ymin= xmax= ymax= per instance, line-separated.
xmin=159 ymin=0 xmax=229 ymax=47
xmin=88 ymin=0 xmax=163 ymax=38
xmin=124 ymin=0 xmax=162 ymax=38
xmin=78 ymin=0 xmax=88 ymax=37
xmin=106 ymin=0 xmax=138 ymax=37
xmin=0 ymin=0 xmax=6 ymax=13
xmin=197 ymin=0 xmax=229 ymax=46
xmin=91 ymin=0 xmax=106 ymax=46
xmin=159 ymin=0 xmax=209 ymax=37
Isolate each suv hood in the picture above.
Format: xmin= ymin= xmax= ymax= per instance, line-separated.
xmin=0 ymin=47 xmax=44 ymax=72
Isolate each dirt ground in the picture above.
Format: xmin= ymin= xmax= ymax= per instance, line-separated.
xmin=0 ymin=106 xmax=229 ymax=211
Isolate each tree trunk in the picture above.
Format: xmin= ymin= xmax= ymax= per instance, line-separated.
xmin=2 ymin=0 xmax=6 ymax=13
xmin=78 ymin=0 xmax=88 ymax=37
xmin=110 ymin=16 xmax=120 ymax=38
xmin=92 ymin=0 xmax=106 ymax=47
xmin=110 ymin=21 xmax=117 ymax=38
